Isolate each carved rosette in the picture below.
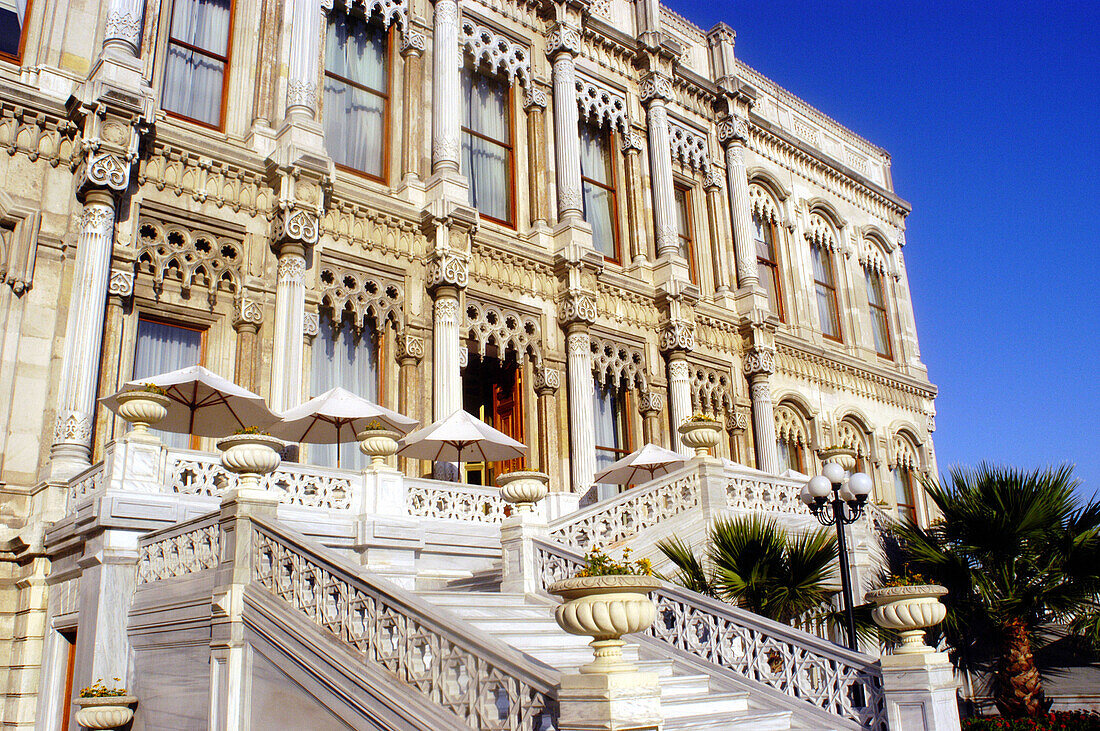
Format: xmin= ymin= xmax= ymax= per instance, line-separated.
xmin=533 ymin=367 xmax=561 ymax=395
xmin=659 ymin=321 xmax=696 ymax=353
xmin=546 ymin=23 xmax=582 ymax=58
xmin=742 ymin=347 xmax=776 ymax=378
xmin=427 ymin=251 xmax=469 ymax=291
xmin=637 ymin=390 xmax=664 ymax=416
xmin=557 ymin=290 xmax=597 ymax=326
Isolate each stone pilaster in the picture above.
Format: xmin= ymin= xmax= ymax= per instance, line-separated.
xmin=524 ymin=82 xmax=550 ymax=227
xmin=638 ymin=390 xmax=664 ymax=447
xmin=547 ymin=23 xmax=584 ymax=223
xmin=431 ymin=0 xmax=462 ymax=174
xmin=743 ymin=346 xmax=778 ymax=473
xmin=658 ymin=281 xmax=697 ymax=456
xmin=533 ymin=365 xmax=561 ymax=476
xmin=233 ymin=296 xmax=264 ymax=391
xmin=718 ymin=113 xmax=759 ymax=292
xmin=725 ymin=406 xmax=749 ymax=464
xmin=93 ymin=268 xmax=134 ymax=458
xmin=621 ymin=131 xmax=647 ymax=265
xmin=400 ymin=23 xmax=428 ymax=184
xmin=641 ymin=72 xmax=679 ymax=260
xmin=704 ymin=168 xmax=731 ymax=295
xmin=396 ymin=330 xmax=426 ymax=475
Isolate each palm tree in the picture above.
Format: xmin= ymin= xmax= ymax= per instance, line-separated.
xmin=657 ymin=515 xmax=838 ymax=624
xmin=891 ymin=463 xmax=1100 ymax=718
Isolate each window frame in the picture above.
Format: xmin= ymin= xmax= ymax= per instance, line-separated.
xmin=0 ymin=0 xmax=33 ymax=65
xmin=133 ymin=314 xmax=208 ymax=449
xmin=161 ymin=0 xmax=237 ymax=132
xmin=593 ymin=378 xmax=633 ymax=463
xmin=460 ymin=66 xmax=517 ymax=229
xmin=753 ymin=212 xmax=785 ymax=322
xmin=579 ymin=122 xmax=622 ymax=264
xmin=865 ymin=267 xmax=894 ymax=359
xmin=674 ymin=182 xmax=698 ymax=284
xmin=893 ymin=464 xmax=918 ymax=523
xmin=811 ymin=241 xmax=843 ymax=342
xmin=323 ymin=11 xmax=393 ymax=183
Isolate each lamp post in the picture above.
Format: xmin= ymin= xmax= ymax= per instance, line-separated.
xmin=801 ymin=459 xmax=873 ymax=652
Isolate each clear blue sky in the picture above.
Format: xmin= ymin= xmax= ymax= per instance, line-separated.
xmin=663 ymin=0 xmax=1100 ymax=499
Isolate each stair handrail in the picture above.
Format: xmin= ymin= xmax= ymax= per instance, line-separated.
xmin=248 ymin=515 xmax=559 ymax=730
xmin=532 ymin=537 xmax=887 ymax=730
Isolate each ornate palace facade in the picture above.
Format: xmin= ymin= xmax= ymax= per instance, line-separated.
xmin=0 ymin=0 xmax=937 ymax=725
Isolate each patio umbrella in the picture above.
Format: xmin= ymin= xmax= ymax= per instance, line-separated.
xmin=396 ymin=409 xmax=527 ymax=465
xmin=594 ymin=443 xmax=687 ymax=485
xmin=100 ymin=365 xmax=277 ymax=437
xmin=268 ymin=387 xmax=419 ymax=467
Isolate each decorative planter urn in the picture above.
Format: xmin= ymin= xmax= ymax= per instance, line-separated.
xmin=678 ymin=420 xmax=723 ymax=457
xmin=357 ymin=428 xmax=401 ymax=468
xmin=496 ymin=471 xmax=549 ymax=512
xmin=73 ymin=696 xmax=138 ymax=730
xmin=216 ymin=433 xmax=283 ymax=491
xmin=548 ymin=575 xmax=661 ymax=673
xmin=867 ymin=584 xmax=948 ymax=654
xmin=817 ymin=446 xmax=858 ymax=471
xmin=115 ymin=391 xmax=170 ymax=438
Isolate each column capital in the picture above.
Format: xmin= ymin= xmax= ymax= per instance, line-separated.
xmin=704 ymin=166 xmax=725 ymax=191
xmin=660 ymin=321 xmax=695 ymax=353
xmin=717 ymin=114 xmax=749 ymax=146
xmin=107 ymin=269 xmax=134 ymax=299
xmin=400 ymin=26 xmax=428 ymax=56
xmin=726 ymin=407 xmax=750 ymax=433
xmin=427 ymin=250 xmax=470 ymax=291
xmin=523 ymin=82 xmax=549 ymax=110
xmin=533 ymin=366 xmax=561 ymax=395
xmin=742 ymin=346 xmax=775 ymax=377
xmin=233 ymin=296 xmax=264 ymax=331
xmin=640 ymin=72 xmax=674 ymax=104
xmin=637 ymin=389 xmax=664 ymax=417
xmin=557 ymin=288 xmax=598 ymax=326
xmin=397 ymin=331 xmax=426 ymax=364
xmin=620 ymin=130 xmax=645 ymax=153
xmin=546 ymin=22 xmax=583 ymax=58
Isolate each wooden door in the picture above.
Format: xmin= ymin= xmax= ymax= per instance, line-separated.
xmin=492 ymin=367 xmax=524 ymax=478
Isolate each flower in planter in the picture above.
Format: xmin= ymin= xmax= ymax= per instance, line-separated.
xmin=233 ymin=425 xmax=271 ymax=436
xmin=684 ymin=412 xmax=721 ymax=424
xmin=882 ymin=570 xmax=931 ymax=588
xmin=574 ymin=546 xmax=653 ymax=578
xmin=138 ymin=383 xmax=169 ymax=396
xmin=79 ymin=678 xmax=128 ymax=698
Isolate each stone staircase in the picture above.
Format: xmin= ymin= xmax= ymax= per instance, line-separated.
xmin=418 ymin=587 xmax=808 ymax=730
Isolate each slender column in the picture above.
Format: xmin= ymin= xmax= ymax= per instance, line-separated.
xmin=400 ymin=27 xmax=427 ymax=183
xmin=397 ymin=332 xmax=425 ymax=475
xmin=524 ymin=84 xmax=550 ymax=226
xmin=566 ymin=326 xmax=596 ymax=493
xmin=718 ymin=116 xmax=759 ymax=289
xmin=547 ymin=24 xmax=584 ymax=222
xmin=270 ymin=246 xmax=306 ymax=412
xmin=726 ymin=408 xmax=749 ymax=464
xmin=285 ymin=0 xmax=325 ymax=122
xmin=704 ymin=169 xmax=731 ymax=294
xmin=641 ymin=73 xmax=678 ymax=258
xmin=102 ymin=0 xmax=145 ymax=58
xmin=743 ymin=347 xmax=778 ymax=473
xmin=50 ymin=191 xmax=117 ymax=479
xmin=666 ymin=356 xmax=692 ymax=456
xmin=533 ymin=366 xmax=560 ymax=475
xmin=431 ymin=0 xmax=461 ymax=173
xmin=93 ymin=272 xmax=133 ymax=459
xmin=432 ymin=289 xmax=461 ymax=419
xmin=233 ymin=297 xmax=263 ymax=391
xmin=621 ymin=132 xmax=647 ymax=265
xmin=638 ymin=390 xmax=664 ymax=448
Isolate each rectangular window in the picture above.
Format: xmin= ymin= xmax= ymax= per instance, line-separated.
xmin=579 ymin=124 xmax=620 ymax=261
xmin=461 ymin=69 xmax=513 ymax=225
xmin=811 ymin=242 xmax=842 ymax=341
xmin=893 ymin=466 xmax=917 ymax=524
xmin=0 ymin=0 xmax=31 ymax=61
xmin=752 ymin=213 xmax=784 ymax=321
xmin=310 ymin=310 xmax=380 ymax=469
xmin=593 ymin=378 xmax=629 ymax=484
xmin=865 ymin=269 xmax=893 ymax=358
xmin=133 ymin=318 xmax=204 ymax=449
xmin=323 ymin=11 xmax=389 ymax=179
xmin=674 ymin=185 xmax=698 ymax=283
xmin=161 ymin=0 xmax=233 ymax=128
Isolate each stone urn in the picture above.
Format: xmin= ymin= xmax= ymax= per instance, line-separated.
xmin=678 ymin=419 xmax=723 ymax=457
xmin=73 ymin=696 xmax=138 ymax=730
xmin=115 ymin=391 xmax=170 ymax=438
xmin=216 ymin=433 xmax=283 ymax=491
xmin=867 ymin=584 xmax=948 ymax=654
xmin=548 ymin=575 xmax=662 ymax=673
xmin=817 ymin=446 xmax=858 ymax=471
xmin=357 ymin=428 xmax=401 ymax=468
xmin=496 ymin=471 xmax=549 ymax=512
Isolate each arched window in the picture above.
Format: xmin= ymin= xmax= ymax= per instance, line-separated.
xmin=310 ymin=309 xmax=380 ymax=468
xmin=864 ymin=268 xmax=892 ymax=358
xmin=674 ymin=184 xmax=698 ymax=283
xmin=579 ymin=122 xmax=620 ymax=261
xmin=161 ymin=0 xmax=234 ymax=129
xmin=461 ymin=67 xmax=514 ymax=225
xmin=323 ymin=8 xmax=391 ymax=180
xmin=891 ymin=434 xmax=921 ymax=524
xmin=810 ymin=241 xmax=842 ymax=341
xmin=752 ymin=211 xmax=784 ymax=320
xmin=775 ymin=403 xmax=809 ymax=474
xmin=0 ymin=0 xmax=32 ymax=62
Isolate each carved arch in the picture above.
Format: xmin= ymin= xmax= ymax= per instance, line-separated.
xmin=668 ymin=119 xmax=710 ymax=174
xmin=590 ymin=336 xmax=648 ymax=391
xmin=747 ymin=182 xmax=782 ymax=225
xmin=891 ymin=430 xmax=922 ymax=470
xmin=460 ymin=16 xmax=530 ymax=87
xmin=317 ymin=265 xmax=404 ymax=333
xmin=774 ymin=402 xmax=810 ymax=446
xmin=805 ymin=210 xmax=843 ymax=254
xmin=464 ymin=301 xmax=542 ymax=364
xmin=689 ymin=363 xmax=732 ymax=415
xmin=337 ymin=0 xmax=408 ymax=29
xmin=135 ymin=217 xmax=242 ymax=307
xmin=835 ymin=415 xmax=872 ymax=458
xmin=745 ymin=167 xmax=792 ymax=200
xmin=860 ymin=228 xmax=897 ymax=276
xmin=575 ymin=73 xmax=629 ymax=134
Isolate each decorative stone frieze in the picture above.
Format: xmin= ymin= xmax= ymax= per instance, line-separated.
xmin=135 ymin=216 xmax=243 ymax=305
xmin=669 ymin=119 xmax=710 ymax=174
xmin=590 ymin=336 xmax=648 ymax=391
xmin=575 ymin=73 xmax=629 ymax=134
xmin=461 ymin=18 xmax=530 ymax=87
xmin=318 ymin=265 xmax=404 ymax=330
xmin=464 ymin=301 xmax=542 ymax=364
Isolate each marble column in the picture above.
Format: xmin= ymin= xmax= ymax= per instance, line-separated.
xmin=621 ymin=132 xmax=647 ymax=265
xmin=432 ymin=289 xmax=462 ymax=420
xmin=547 ymin=23 xmax=583 ymax=222
xmin=641 ymin=72 xmax=678 ymax=258
xmin=666 ymin=355 xmax=692 ymax=456
xmin=233 ymin=297 xmax=263 ymax=392
xmin=565 ymin=325 xmax=596 ymax=493
xmin=743 ymin=347 xmax=778 ymax=473
xmin=397 ymin=331 xmax=425 ymax=475
xmin=524 ymin=84 xmax=550 ymax=227
xmin=638 ymin=390 xmax=664 ymax=448
xmin=270 ymin=246 xmax=306 ymax=412
xmin=718 ymin=116 xmax=759 ymax=289
xmin=285 ymin=0 xmax=325 ymax=122
xmin=400 ymin=26 xmax=427 ymax=183
xmin=50 ymin=191 xmax=117 ymax=479
xmin=431 ymin=0 xmax=461 ymax=173
xmin=533 ymin=366 xmax=560 ymax=475
xmin=102 ymin=0 xmax=145 ymax=58
xmin=704 ymin=168 xmax=731 ymax=294
xmin=93 ymin=271 xmax=133 ymax=458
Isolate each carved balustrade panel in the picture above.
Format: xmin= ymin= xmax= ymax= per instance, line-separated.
xmin=66 ymin=463 xmax=105 ymax=511
xmin=138 ymin=514 xmax=221 ymax=584
xmin=724 ymin=469 xmax=805 ymax=516
xmin=405 ymin=479 xmax=505 ymax=523
xmin=170 ymin=453 xmax=354 ymax=510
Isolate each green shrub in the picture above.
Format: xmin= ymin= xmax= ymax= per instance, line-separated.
xmin=962 ymin=711 xmax=1100 ymax=731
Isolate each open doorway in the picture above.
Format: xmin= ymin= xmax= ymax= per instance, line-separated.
xmin=462 ymin=351 xmax=524 ymax=485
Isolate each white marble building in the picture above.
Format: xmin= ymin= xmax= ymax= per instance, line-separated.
xmin=0 ymin=0 xmax=940 ymax=727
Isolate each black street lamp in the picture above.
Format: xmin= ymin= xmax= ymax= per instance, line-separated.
xmin=800 ymin=460 xmax=873 ymax=652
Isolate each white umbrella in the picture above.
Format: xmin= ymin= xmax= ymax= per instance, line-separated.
xmin=396 ymin=409 xmax=527 ymax=465
xmin=100 ymin=365 xmax=277 ymax=437
xmin=594 ymin=443 xmax=687 ymax=485
xmin=268 ymin=387 xmax=419 ymax=466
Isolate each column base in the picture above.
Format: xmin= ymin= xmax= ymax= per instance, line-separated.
xmin=881 ymin=651 xmax=961 ymax=731
xmin=49 ymin=441 xmax=92 ymax=482
xmin=558 ymin=671 xmax=662 ymax=731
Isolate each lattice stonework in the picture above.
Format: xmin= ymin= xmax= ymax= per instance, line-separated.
xmin=135 ymin=216 xmax=242 ymax=305
xmin=170 ymin=455 xmax=353 ymax=510
xmin=669 ymin=119 xmax=710 ymax=174
xmin=318 ymin=265 xmax=403 ymax=331
xmin=138 ymin=520 xmax=220 ymax=584
xmin=835 ymin=419 xmax=870 ymax=458
xmin=748 ymin=183 xmax=781 ymax=224
xmin=590 ymin=336 xmax=648 ymax=390
xmin=345 ymin=0 xmax=407 ymax=29
xmin=575 ymin=73 xmax=629 ymax=134
xmin=805 ymin=211 xmax=842 ymax=253
xmin=406 ymin=481 xmax=505 ymax=523
xmin=464 ymin=301 xmax=542 ymax=365
xmin=892 ymin=434 xmax=919 ymax=469
xmin=690 ymin=364 xmax=732 ymax=415
xmin=775 ymin=404 xmax=808 ymax=446
xmin=460 ymin=17 xmax=530 ymax=87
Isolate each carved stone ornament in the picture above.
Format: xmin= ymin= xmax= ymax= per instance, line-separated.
xmin=401 ymin=27 xmax=427 ymax=54
xmin=727 ymin=408 xmax=750 ymax=432
xmin=704 ymin=167 xmax=725 ymax=191
xmin=591 ymin=336 xmax=648 ymax=391
xmin=742 ymin=347 xmax=776 ymax=377
xmin=575 ymin=74 xmax=629 ymax=134
xmin=81 ymin=205 xmax=114 ymax=234
xmin=639 ymin=73 xmax=674 ymax=104
xmin=926 ymin=412 xmax=936 ymax=433
xmin=136 ymin=216 xmax=242 ymax=305
xmin=276 ymin=206 xmax=320 ymax=245
xmin=567 ymin=331 xmax=590 ymax=358
xmin=667 ymin=359 xmax=691 ymax=381
xmin=620 ymin=131 xmax=645 ymax=153
xmin=427 ymin=251 xmax=469 ymax=290
xmin=277 ymin=254 xmax=307 ymax=285
xmin=104 ymin=11 xmax=142 ymax=47
xmin=557 ymin=182 xmax=583 ymax=218
xmin=319 ymin=265 xmax=404 ymax=331
xmin=523 ymin=85 xmax=548 ymax=110
xmin=358 ymin=0 xmax=408 ymax=30
xmin=458 ymin=344 xmax=468 ymax=369
xmin=434 ymin=296 xmax=460 ymax=323
xmin=55 ymin=411 xmax=91 ymax=443
xmin=660 ymin=321 xmax=696 ymax=353
xmin=465 ymin=301 xmax=542 ymax=364
xmin=86 ymin=152 xmax=131 ymax=191
xmin=461 ymin=19 xmax=530 ymax=87
xmin=107 ymin=270 xmax=133 ymax=298
xmin=397 ymin=332 xmax=425 ymax=362
xmin=546 ymin=23 xmax=582 ymax=57
xmin=557 ymin=290 xmax=597 ymax=325
xmin=234 ymin=297 xmax=263 ymax=328
xmin=303 ymin=312 xmax=319 ymax=339
xmin=533 ymin=367 xmax=561 ymax=394
xmin=750 ymin=380 xmax=773 ymax=402
xmin=637 ymin=390 xmax=664 ymax=416
xmin=669 ymin=120 xmax=710 ymax=174
xmin=717 ymin=115 xmax=749 ymax=145
xmin=286 ymin=80 xmax=317 ymax=110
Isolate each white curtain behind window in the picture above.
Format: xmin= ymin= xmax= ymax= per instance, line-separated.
xmin=462 ymin=70 xmax=511 ymax=222
xmin=133 ymin=319 xmax=203 ymax=449
xmin=593 ymin=377 xmax=622 ymax=499
xmin=162 ymin=0 xmax=231 ymax=126
xmin=310 ymin=310 xmax=380 ymax=468
xmin=580 ymin=125 xmax=616 ymax=258
xmin=323 ymin=12 xmax=387 ymax=175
